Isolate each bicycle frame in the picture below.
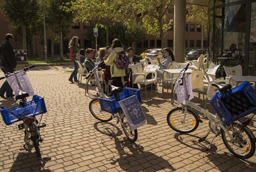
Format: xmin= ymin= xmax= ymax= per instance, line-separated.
xmin=179 ymin=67 xmax=235 ymax=142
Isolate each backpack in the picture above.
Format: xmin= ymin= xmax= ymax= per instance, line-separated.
xmin=115 ymin=51 xmax=129 ymax=69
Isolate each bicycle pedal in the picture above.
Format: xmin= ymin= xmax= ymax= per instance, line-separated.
xmin=18 ymin=123 xmax=25 ymax=130
xmin=198 ymin=137 xmax=206 ymax=143
xmin=39 ymin=138 xmax=44 ymax=142
xmin=38 ymin=123 xmax=46 ymax=128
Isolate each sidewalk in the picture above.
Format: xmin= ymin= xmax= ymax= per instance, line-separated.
xmin=0 ymin=65 xmax=256 ymax=172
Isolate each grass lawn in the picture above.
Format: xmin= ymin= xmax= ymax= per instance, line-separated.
xmin=27 ymin=57 xmax=71 ymax=63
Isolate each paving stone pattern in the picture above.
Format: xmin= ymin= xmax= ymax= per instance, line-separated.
xmin=0 ymin=65 xmax=256 ymax=172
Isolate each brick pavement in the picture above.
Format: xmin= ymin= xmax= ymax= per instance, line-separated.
xmin=0 ymin=65 xmax=256 ymax=172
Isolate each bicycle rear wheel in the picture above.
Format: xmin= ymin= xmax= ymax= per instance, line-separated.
xmin=121 ymin=113 xmax=138 ymax=142
xmin=89 ymin=98 xmax=112 ymax=122
xmin=221 ymin=121 xmax=255 ymax=159
xmin=167 ymin=107 xmax=199 ymax=133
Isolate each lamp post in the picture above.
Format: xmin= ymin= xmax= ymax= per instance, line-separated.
xmin=43 ymin=0 xmax=47 ymax=62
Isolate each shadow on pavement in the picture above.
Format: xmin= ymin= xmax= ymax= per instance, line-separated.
xmin=110 ymin=136 xmax=175 ymax=171
xmin=9 ymin=152 xmax=51 ymax=172
xmin=205 ymin=152 xmax=256 ymax=171
xmin=141 ymin=105 xmax=157 ymax=125
xmin=174 ymin=133 xmax=217 ymax=152
xmin=94 ymin=121 xmax=123 ymax=137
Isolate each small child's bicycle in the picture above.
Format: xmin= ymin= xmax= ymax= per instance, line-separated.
xmin=86 ymin=61 xmax=144 ymax=142
xmin=167 ymin=63 xmax=256 ymax=159
xmin=0 ymin=66 xmax=47 ymax=158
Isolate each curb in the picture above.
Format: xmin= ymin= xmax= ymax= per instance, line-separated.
xmin=16 ymin=62 xmax=73 ymax=67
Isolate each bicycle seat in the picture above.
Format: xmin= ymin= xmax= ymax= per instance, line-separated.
xmin=110 ymin=85 xmax=123 ymax=96
xmin=212 ymin=83 xmax=232 ymax=93
xmin=16 ymin=92 xmax=29 ymax=100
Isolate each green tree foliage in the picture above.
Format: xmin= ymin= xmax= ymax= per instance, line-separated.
xmin=186 ymin=4 xmax=208 ymax=35
xmin=128 ymin=0 xmax=173 ymax=49
xmin=1 ymin=0 xmax=40 ymax=50
xmin=69 ymin=0 xmax=125 ymax=46
xmin=47 ymin=0 xmax=74 ymax=59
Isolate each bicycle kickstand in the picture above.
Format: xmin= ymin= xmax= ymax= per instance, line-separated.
xmin=206 ymin=130 xmax=221 ymax=150
xmin=198 ymin=128 xmax=211 ymax=143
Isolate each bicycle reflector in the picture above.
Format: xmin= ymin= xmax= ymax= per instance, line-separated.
xmin=24 ymin=118 xmax=35 ymax=124
xmin=243 ymin=119 xmax=251 ymax=127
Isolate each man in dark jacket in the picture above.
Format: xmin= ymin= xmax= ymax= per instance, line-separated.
xmin=0 ymin=33 xmax=17 ymax=99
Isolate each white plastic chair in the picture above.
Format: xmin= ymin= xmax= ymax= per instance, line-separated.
xmin=130 ymin=63 xmax=157 ymax=100
xmin=223 ymin=65 xmax=242 ymax=86
xmin=149 ymin=59 xmax=159 ymax=65
xmin=189 ymin=54 xmax=205 ymax=71
xmin=77 ymin=61 xmax=88 ymax=83
xmin=139 ymin=59 xmax=149 ymax=67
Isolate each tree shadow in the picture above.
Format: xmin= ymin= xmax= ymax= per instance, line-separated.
xmin=110 ymin=136 xmax=175 ymax=171
xmin=9 ymin=152 xmax=51 ymax=172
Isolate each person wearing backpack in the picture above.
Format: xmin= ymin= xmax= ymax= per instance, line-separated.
xmin=104 ymin=38 xmax=129 ymax=88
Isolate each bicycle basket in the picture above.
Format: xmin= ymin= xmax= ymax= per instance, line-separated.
xmin=210 ymin=81 xmax=256 ymax=125
xmin=0 ymin=95 xmax=47 ymax=125
xmin=99 ymin=87 xmax=141 ymax=114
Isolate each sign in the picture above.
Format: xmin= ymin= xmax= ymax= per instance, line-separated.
xmin=93 ymin=27 xmax=98 ymax=37
xmin=118 ymin=95 xmax=147 ymax=131
xmin=6 ymin=71 xmax=34 ymax=97
xmin=176 ymin=74 xmax=194 ymax=104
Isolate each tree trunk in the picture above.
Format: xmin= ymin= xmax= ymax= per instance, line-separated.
xmin=32 ymin=34 xmax=36 ymax=57
xmin=51 ymin=30 xmax=54 ymax=59
xmin=22 ymin=25 xmax=26 ymax=50
xmin=60 ymin=22 xmax=63 ymax=60
xmin=106 ymin=24 xmax=109 ymax=46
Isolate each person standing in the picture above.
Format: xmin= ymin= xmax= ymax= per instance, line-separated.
xmin=0 ymin=33 xmax=16 ymax=99
xmin=68 ymin=36 xmax=79 ymax=83
xmin=104 ymin=38 xmax=127 ymax=88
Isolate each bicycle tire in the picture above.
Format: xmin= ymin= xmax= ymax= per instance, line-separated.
xmin=121 ymin=113 xmax=138 ymax=142
xmin=32 ymin=139 xmax=41 ymax=158
xmin=167 ymin=107 xmax=199 ymax=133
xmin=221 ymin=121 xmax=255 ymax=159
xmin=89 ymin=98 xmax=113 ymax=122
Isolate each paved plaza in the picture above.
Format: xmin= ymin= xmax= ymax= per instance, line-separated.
xmin=0 ymin=65 xmax=256 ymax=172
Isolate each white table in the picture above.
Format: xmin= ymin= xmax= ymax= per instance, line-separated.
xmin=162 ymin=69 xmax=193 ymax=103
xmin=230 ymin=75 xmax=256 ymax=89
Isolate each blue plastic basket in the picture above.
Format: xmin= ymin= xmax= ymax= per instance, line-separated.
xmin=210 ymin=81 xmax=256 ymax=125
xmin=0 ymin=95 xmax=47 ymax=125
xmin=99 ymin=87 xmax=142 ymax=114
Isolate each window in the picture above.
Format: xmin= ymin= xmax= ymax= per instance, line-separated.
xmin=203 ymin=40 xmax=208 ymax=47
xmin=196 ymin=40 xmax=201 ymax=48
xmin=190 ymin=24 xmax=195 ymax=32
xmin=168 ymin=23 xmax=173 ymax=31
xmin=186 ymin=24 xmax=188 ymax=32
xmin=157 ymin=40 xmax=161 ymax=48
xmin=144 ymin=40 xmax=148 ymax=48
xmin=72 ymin=21 xmax=80 ymax=29
xmin=83 ymin=21 xmax=90 ymax=29
xmin=137 ymin=42 xmax=142 ymax=48
xmin=150 ymin=40 xmax=155 ymax=48
xmin=167 ymin=40 xmax=173 ymax=47
xmin=197 ymin=25 xmax=201 ymax=32
xmin=168 ymin=6 xmax=174 ymax=14
xmin=190 ymin=40 xmax=194 ymax=48
xmin=186 ymin=40 xmax=188 ymax=47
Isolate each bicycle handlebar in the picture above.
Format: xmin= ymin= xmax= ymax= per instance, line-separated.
xmin=0 ymin=65 xmax=35 ymax=80
xmin=85 ymin=60 xmax=104 ymax=79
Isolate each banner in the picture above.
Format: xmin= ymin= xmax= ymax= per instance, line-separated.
xmin=118 ymin=95 xmax=147 ymax=131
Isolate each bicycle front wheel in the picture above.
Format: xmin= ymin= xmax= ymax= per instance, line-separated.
xmin=121 ymin=113 xmax=138 ymax=142
xmin=89 ymin=98 xmax=112 ymax=122
xmin=221 ymin=121 xmax=255 ymax=159
xmin=32 ymin=140 xmax=41 ymax=158
xmin=167 ymin=107 xmax=199 ymax=133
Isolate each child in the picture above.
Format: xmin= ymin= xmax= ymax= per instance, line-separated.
xmin=84 ymin=48 xmax=95 ymax=72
